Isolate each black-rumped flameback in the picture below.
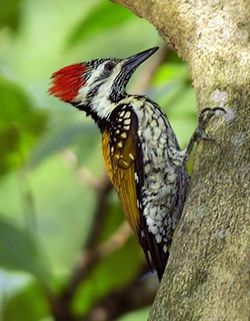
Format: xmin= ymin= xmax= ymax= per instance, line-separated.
xmin=49 ymin=47 xmax=224 ymax=280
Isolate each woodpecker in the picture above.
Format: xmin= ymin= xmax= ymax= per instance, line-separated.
xmin=49 ymin=47 xmax=224 ymax=280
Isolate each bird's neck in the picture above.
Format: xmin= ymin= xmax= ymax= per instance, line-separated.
xmin=72 ymin=91 xmax=128 ymax=132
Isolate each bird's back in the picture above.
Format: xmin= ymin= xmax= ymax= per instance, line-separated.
xmin=133 ymin=97 xmax=188 ymax=279
xmin=102 ymin=95 xmax=189 ymax=279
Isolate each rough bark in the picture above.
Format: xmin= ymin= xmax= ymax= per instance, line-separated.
xmin=113 ymin=1 xmax=250 ymax=320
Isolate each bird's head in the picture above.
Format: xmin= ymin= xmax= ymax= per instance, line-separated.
xmin=49 ymin=47 xmax=158 ymax=124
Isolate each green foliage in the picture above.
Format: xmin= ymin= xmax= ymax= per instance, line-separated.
xmin=73 ymin=201 xmax=143 ymax=315
xmin=27 ymin=155 xmax=96 ymax=273
xmin=116 ymin=307 xmax=150 ymax=321
xmin=73 ymin=237 xmax=143 ymax=316
xmin=0 ymin=219 xmax=50 ymax=283
xmin=0 ymin=0 xmax=21 ymax=30
xmin=1 ymin=281 xmax=49 ymax=321
xmin=0 ymin=0 xmax=197 ymax=320
xmin=29 ymin=122 xmax=98 ymax=168
xmin=67 ymin=1 xmax=134 ymax=47
xmin=0 ymin=77 xmax=47 ymax=175
xmin=99 ymin=200 xmax=124 ymax=242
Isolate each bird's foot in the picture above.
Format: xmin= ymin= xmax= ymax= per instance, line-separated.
xmin=186 ymin=107 xmax=226 ymax=157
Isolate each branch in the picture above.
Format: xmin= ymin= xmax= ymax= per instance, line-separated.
xmin=84 ymin=174 xmax=113 ymax=249
xmin=77 ymin=167 xmax=100 ymax=189
xmin=64 ymin=221 xmax=132 ymax=301
xmin=50 ymin=221 xmax=132 ymax=321
xmin=81 ymin=265 xmax=157 ymax=321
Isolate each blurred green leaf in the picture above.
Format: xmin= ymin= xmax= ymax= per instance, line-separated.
xmin=99 ymin=198 xmax=124 ymax=243
xmin=28 ymin=155 xmax=96 ymax=274
xmin=67 ymin=1 xmax=134 ymax=47
xmin=0 ymin=0 xmax=22 ymax=30
xmin=153 ymin=63 xmax=189 ymax=84
xmin=73 ymin=237 xmax=143 ymax=315
xmin=0 ymin=219 xmax=50 ymax=283
xmin=72 ymin=194 xmax=141 ymax=316
xmin=29 ymin=122 xmax=98 ymax=168
xmin=116 ymin=307 xmax=150 ymax=321
xmin=0 ymin=76 xmax=47 ymax=175
xmin=1 ymin=281 xmax=49 ymax=321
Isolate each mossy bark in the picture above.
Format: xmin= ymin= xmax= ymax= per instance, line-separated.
xmin=113 ymin=1 xmax=250 ymax=320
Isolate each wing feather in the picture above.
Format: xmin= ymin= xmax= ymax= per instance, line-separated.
xmin=102 ymin=105 xmax=174 ymax=280
xmin=102 ymin=111 xmax=140 ymax=232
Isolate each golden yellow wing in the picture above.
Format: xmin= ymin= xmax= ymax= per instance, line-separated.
xmin=101 ymin=106 xmax=169 ymax=279
xmin=102 ymin=126 xmax=140 ymax=233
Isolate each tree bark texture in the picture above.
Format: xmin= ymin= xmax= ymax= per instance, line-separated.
xmin=113 ymin=1 xmax=250 ymax=320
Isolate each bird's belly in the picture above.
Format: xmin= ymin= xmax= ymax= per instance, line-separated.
xmin=141 ymin=152 xmax=180 ymax=245
xmin=135 ymin=99 xmax=186 ymax=246
xmin=140 ymin=126 xmax=181 ymax=245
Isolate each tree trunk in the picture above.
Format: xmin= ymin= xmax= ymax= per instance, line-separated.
xmin=113 ymin=1 xmax=250 ymax=320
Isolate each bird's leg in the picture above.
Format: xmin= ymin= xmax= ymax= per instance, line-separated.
xmin=167 ymin=107 xmax=225 ymax=167
xmin=185 ymin=107 xmax=226 ymax=159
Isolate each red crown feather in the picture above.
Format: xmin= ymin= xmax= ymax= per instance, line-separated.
xmin=49 ymin=63 xmax=87 ymax=102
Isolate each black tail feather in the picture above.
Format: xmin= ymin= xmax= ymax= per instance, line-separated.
xmin=138 ymin=169 xmax=188 ymax=281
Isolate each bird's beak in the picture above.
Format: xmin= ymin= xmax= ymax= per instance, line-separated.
xmin=123 ymin=47 xmax=159 ymax=73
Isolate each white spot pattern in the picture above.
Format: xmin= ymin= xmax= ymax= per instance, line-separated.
xmin=118 ymin=96 xmax=188 ymax=253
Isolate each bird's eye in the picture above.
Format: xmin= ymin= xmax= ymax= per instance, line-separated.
xmin=104 ymin=62 xmax=115 ymax=72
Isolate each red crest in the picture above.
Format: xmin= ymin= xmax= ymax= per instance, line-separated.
xmin=49 ymin=63 xmax=87 ymax=102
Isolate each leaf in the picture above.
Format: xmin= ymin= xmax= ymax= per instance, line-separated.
xmin=66 ymin=1 xmax=134 ymax=47
xmin=98 ymin=201 xmax=124 ymax=243
xmin=116 ymin=307 xmax=150 ymax=321
xmin=0 ymin=76 xmax=47 ymax=175
xmin=29 ymin=122 xmax=98 ymax=168
xmin=153 ymin=62 xmax=190 ymax=84
xmin=27 ymin=155 xmax=97 ymax=274
xmin=1 ymin=281 xmax=50 ymax=321
xmin=0 ymin=0 xmax=22 ymax=31
xmin=73 ymin=228 xmax=144 ymax=315
xmin=0 ymin=219 xmax=50 ymax=283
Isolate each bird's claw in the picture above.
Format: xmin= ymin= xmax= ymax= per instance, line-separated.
xmin=196 ymin=107 xmax=226 ymax=142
